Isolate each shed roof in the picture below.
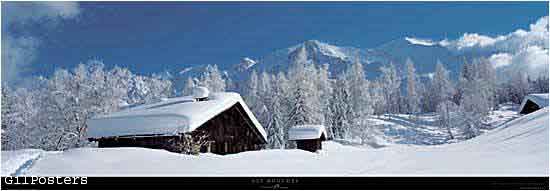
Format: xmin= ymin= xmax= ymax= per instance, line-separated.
xmin=519 ymin=93 xmax=549 ymax=114
xmin=87 ymin=92 xmax=266 ymax=141
xmin=288 ymin=125 xmax=327 ymax=141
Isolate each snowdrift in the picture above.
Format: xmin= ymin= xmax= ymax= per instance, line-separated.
xmin=1 ymin=149 xmax=44 ymax=176
xmin=3 ymin=108 xmax=548 ymax=176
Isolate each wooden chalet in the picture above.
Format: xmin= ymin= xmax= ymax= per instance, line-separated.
xmin=87 ymin=87 xmax=267 ymax=155
xmin=519 ymin=93 xmax=549 ymax=114
xmin=288 ymin=125 xmax=327 ymax=152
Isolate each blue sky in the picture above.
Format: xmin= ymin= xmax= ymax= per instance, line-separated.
xmin=2 ymin=2 xmax=548 ymax=85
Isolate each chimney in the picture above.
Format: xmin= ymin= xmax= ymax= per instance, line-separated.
xmin=193 ymin=86 xmax=209 ymax=101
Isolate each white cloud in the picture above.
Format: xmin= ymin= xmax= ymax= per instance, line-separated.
xmin=509 ymin=46 xmax=549 ymax=76
xmin=405 ymin=37 xmax=436 ymax=46
xmin=439 ymin=16 xmax=548 ymax=52
xmin=488 ymin=53 xmax=513 ymax=68
xmin=2 ymin=2 xmax=81 ymax=85
xmin=437 ymin=16 xmax=549 ymax=78
xmin=494 ymin=46 xmax=549 ymax=80
xmin=442 ymin=33 xmax=500 ymax=50
xmin=1 ymin=36 xmax=40 ymax=83
xmin=3 ymin=2 xmax=80 ymax=26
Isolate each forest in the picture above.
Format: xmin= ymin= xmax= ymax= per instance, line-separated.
xmin=1 ymin=46 xmax=548 ymax=150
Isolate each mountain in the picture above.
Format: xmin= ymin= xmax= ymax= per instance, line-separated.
xmin=229 ymin=40 xmax=368 ymax=81
xmin=373 ymin=37 xmax=462 ymax=79
xmin=170 ymin=38 xmax=488 ymax=92
xmin=230 ymin=39 xmax=464 ymax=81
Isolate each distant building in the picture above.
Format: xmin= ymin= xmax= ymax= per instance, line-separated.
xmin=518 ymin=93 xmax=549 ymax=114
xmin=519 ymin=94 xmax=548 ymax=114
xmin=87 ymin=88 xmax=267 ymax=155
xmin=288 ymin=125 xmax=327 ymax=152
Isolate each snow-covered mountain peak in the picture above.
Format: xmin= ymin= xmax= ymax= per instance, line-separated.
xmin=288 ymin=40 xmax=350 ymax=61
xmin=236 ymin=57 xmax=258 ymax=71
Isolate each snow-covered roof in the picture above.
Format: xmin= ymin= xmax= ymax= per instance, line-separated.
xmin=519 ymin=93 xmax=549 ymax=113
xmin=288 ymin=125 xmax=327 ymax=141
xmin=87 ymin=92 xmax=266 ymax=141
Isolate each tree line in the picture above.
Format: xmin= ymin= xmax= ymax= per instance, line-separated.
xmin=2 ymin=47 xmax=548 ymax=150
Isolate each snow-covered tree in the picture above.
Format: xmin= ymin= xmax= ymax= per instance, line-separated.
xmin=378 ymin=63 xmax=401 ymax=115
xmin=346 ymin=57 xmax=372 ymax=117
xmin=437 ymin=100 xmax=458 ymax=140
xmin=428 ymin=60 xmax=455 ymax=112
xmin=264 ymin=74 xmax=286 ymax=149
xmin=405 ymin=58 xmax=421 ymax=115
xmin=369 ymin=81 xmax=386 ymax=116
xmin=257 ymin=72 xmax=273 ymax=125
xmin=273 ymin=72 xmax=292 ymax=147
xmin=329 ymin=76 xmax=354 ymax=139
xmin=455 ymin=58 xmax=495 ymax=139
xmin=182 ymin=77 xmax=196 ymax=96
xmin=317 ymin=64 xmax=333 ymax=129
xmin=198 ymin=64 xmax=226 ymax=92
xmin=286 ymin=46 xmax=322 ymax=126
xmin=529 ymin=74 xmax=549 ymax=94
xmin=244 ymin=70 xmax=261 ymax=115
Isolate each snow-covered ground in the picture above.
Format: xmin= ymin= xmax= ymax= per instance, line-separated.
xmin=372 ymin=103 xmax=520 ymax=145
xmin=2 ymin=106 xmax=546 ymax=176
xmin=1 ymin=149 xmax=44 ymax=176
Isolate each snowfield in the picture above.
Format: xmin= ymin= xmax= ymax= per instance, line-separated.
xmin=1 ymin=149 xmax=44 ymax=176
xmin=2 ymin=107 xmax=548 ymax=176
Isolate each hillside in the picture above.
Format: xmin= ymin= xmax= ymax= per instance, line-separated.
xmin=3 ymin=107 xmax=547 ymax=176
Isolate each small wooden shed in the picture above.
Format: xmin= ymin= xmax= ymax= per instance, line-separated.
xmin=519 ymin=93 xmax=549 ymax=114
xmin=288 ymin=125 xmax=327 ymax=152
xmin=87 ymin=88 xmax=267 ymax=155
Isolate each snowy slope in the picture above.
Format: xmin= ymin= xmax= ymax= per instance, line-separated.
xmin=1 ymin=149 xmax=44 ymax=176
xmin=7 ymin=107 xmax=547 ymax=176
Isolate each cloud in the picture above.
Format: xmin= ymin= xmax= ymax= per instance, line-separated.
xmin=488 ymin=53 xmax=513 ymax=68
xmin=3 ymin=2 xmax=80 ymax=26
xmin=1 ymin=36 xmax=40 ymax=83
xmin=436 ymin=16 xmax=549 ymax=78
xmin=440 ymin=16 xmax=548 ymax=52
xmin=2 ymin=2 xmax=81 ymax=85
xmin=405 ymin=37 xmax=436 ymax=46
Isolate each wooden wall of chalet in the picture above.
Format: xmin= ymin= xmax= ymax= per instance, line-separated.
xmin=520 ymin=100 xmax=542 ymax=114
xmin=192 ymin=102 xmax=266 ymax=154
xmin=94 ymin=102 xmax=266 ymax=155
xmin=296 ymin=139 xmax=322 ymax=152
xmin=96 ymin=135 xmax=183 ymax=153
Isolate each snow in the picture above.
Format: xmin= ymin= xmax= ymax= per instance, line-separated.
xmin=178 ymin=67 xmax=193 ymax=74
xmin=288 ymin=40 xmax=348 ymax=60
xmin=404 ymin=37 xmax=436 ymax=46
xmin=192 ymin=86 xmax=209 ymax=99
xmin=87 ymin=92 xmax=267 ymax=141
xmin=519 ymin=93 xmax=549 ymax=113
xmin=1 ymin=149 xmax=44 ymax=176
xmin=370 ymin=104 xmax=522 ymax=145
xmin=8 ymin=106 xmax=547 ymax=176
xmin=316 ymin=41 xmax=348 ymax=60
xmin=288 ymin=125 xmax=327 ymax=140
xmin=240 ymin=57 xmax=257 ymax=69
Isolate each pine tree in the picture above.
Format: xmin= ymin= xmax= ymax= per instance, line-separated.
xmin=183 ymin=77 xmax=196 ymax=96
xmin=199 ymin=64 xmax=226 ymax=92
xmin=378 ymin=63 xmax=401 ymax=116
xmin=265 ymin=74 xmax=286 ymax=149
xmin=437 ymin=100 xmax=457 ymax=140
xmin=329 ymin=77 xmax=354 ymax=139
xmin=405 ymin=58 xmax=421 ymax=115
xmin=245 ymin=70 xmax=261 ymax=116
xmin=286 ymin=46 xmax=321 ymax=126
xmin=429 ymin=60 xmax=454 ymax=112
